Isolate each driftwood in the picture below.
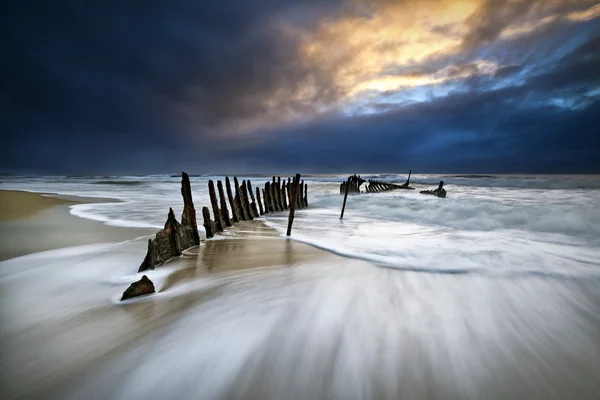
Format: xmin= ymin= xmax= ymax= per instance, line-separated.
xmin=420 ymin=181 xmax=447 ymax=198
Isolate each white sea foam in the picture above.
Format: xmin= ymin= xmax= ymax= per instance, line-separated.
xmin=2 ymin=174 xmax=599 ymax=277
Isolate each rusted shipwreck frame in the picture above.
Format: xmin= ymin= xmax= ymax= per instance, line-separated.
xmin=340 ymin=171 xmax=414 ymax=195
xmin=121 ymin=172 xmax=308 ymax=301
xmin=338 ymin=171 xmax=447 ymax=220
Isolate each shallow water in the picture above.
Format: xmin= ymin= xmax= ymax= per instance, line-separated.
xmin=2 ymin=174 xmax=599 ymax=276
xmin=1 ymin=174 xmax=600 ymax=399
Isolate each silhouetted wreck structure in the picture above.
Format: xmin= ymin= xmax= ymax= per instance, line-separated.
xmin=123 ymin=172 xmax=309 ymax=301
xmin=340 ymin=171 xmax=414 ymax=194
xmin=420 ymin=181 xmax=447 ymax=198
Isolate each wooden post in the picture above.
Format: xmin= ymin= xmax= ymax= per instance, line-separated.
xmin=180 ymin=172 xmax=200 ymax=247
xmin=217 ymin=180 xmax=232 ymax=227
xmin=241 ymin=180 xmax=253 ymax=220
xmin=247 ymin=180 xmax=259 ymax=218
xmin=225 ymin=177 xmax=239 ymax=223
xmin=202 ymin=206 xmax=214 ymax=239
xmin=265 ymin=182 xmax=272 ymax=213
xmin=269 ymin=179 xmax=278 ymax=212
xmin=262 ymin=187 xmax=269 ymax=214
xmin=208 ymin=180 xmax=223 ymax=232
xmin=340 ymin=177 xmax=351 ymax=219
xmin=234 ymin=177 xmax=248 ymax=220
xmin=276 ymin=177 xmax=284 ymax=211
xmin=281 ymin=181 xmax=288 ymax=209
xmin=405 ymin=170 xmax=412 ymax=186
xmin=287 ymin=174 xmax=301 ymax=236
xmin=296 ymin=180 xmax=303 ymax=208
xmin=272 ymin=177 xmax=280 ymax=211
xmin=304 ymin=183 xmax=308 ymax=207
xmin=256 ymin=187 xmax=264 ymax=215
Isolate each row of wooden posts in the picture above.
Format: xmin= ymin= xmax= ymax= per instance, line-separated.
xmin=137 ymin=172 xmax=308 ymax=273
xmin=203 ymin=174 xmax=309 ymax=238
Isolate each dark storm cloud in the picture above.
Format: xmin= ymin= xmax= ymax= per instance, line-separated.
xmin=1 ymin=0 xmax=599 ymax=174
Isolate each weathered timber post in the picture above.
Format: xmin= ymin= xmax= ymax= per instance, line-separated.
xmin=217 ymin=180 xmax=232 ymax=227
xmin=297 ymin=180 xmax=304 ymax=208
xmin=247 ymin=180 xmax=259 ymax=218
xmin=304 ymin=183 xmax=308 ymax=207
xmin=405 ymin=170 xmax=412 ymax=186
xmin=272 ymin=177 xmax=280 ymax=211
xmin=256 ymin=187 xmax=264 ymax=215
xmin=281 ymin=181 xmax=288 ymax=209
xmin=241 ymin=180 xmax=253 ymax=220
xmin=138 ymin=239 xmax=156 ymax=272
xmin=208 ymin=180 xmax=223 ymax=232
xmin=287 ymin=174 xmax=301 ymax=236
xmin=202 ymin=206 xmax=214 ymax=239
xmin=269 ymin=179 xmax=278 ymax=212
xmin=234 ymin=177 xmax=248 ymax=220
xmin=262 ymin=187 xmax=269 ymax=214
xmin=276 ymin=177 xmax=284 ymax=211
xmin=180 ymin=172 xmax=200 ymax=247
xmin=265 ymin=182 xmax=272 ymax=212
xmin=340 ymin=177 xmax=351 ymax=219
xmin=225 ymin=177 xmax=239 ymax=223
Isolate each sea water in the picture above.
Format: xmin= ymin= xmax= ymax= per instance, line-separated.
xmin=2 ymin=174 xmax=599 ymax=277
xmin=1 ymin=174 xmax=600 ymax=399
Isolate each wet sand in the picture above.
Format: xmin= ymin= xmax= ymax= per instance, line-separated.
xmin=0 ymin=223 xmax=341 ymax=399
xmin=0 ymin=190 xmax=156 ymax=261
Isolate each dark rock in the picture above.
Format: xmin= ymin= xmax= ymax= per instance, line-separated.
xmin=121 ymin=275 xmax=155 ymax=301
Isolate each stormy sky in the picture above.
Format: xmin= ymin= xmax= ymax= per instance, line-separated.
xmin=3 ymin=0 xmax=600 ymax=174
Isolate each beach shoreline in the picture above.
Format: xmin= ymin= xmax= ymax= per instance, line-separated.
xmin=0 ymin=190 xmax=156 ymax=261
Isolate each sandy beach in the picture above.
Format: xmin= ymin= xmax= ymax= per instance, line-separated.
xmin=0 ymin=190 xmax=156 ymax=261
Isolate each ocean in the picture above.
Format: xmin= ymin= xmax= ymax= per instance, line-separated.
xmin=1 ymin=173 xmax=599 ymax=399
xmin=2 ymin=173 xmax=600 ymax=277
